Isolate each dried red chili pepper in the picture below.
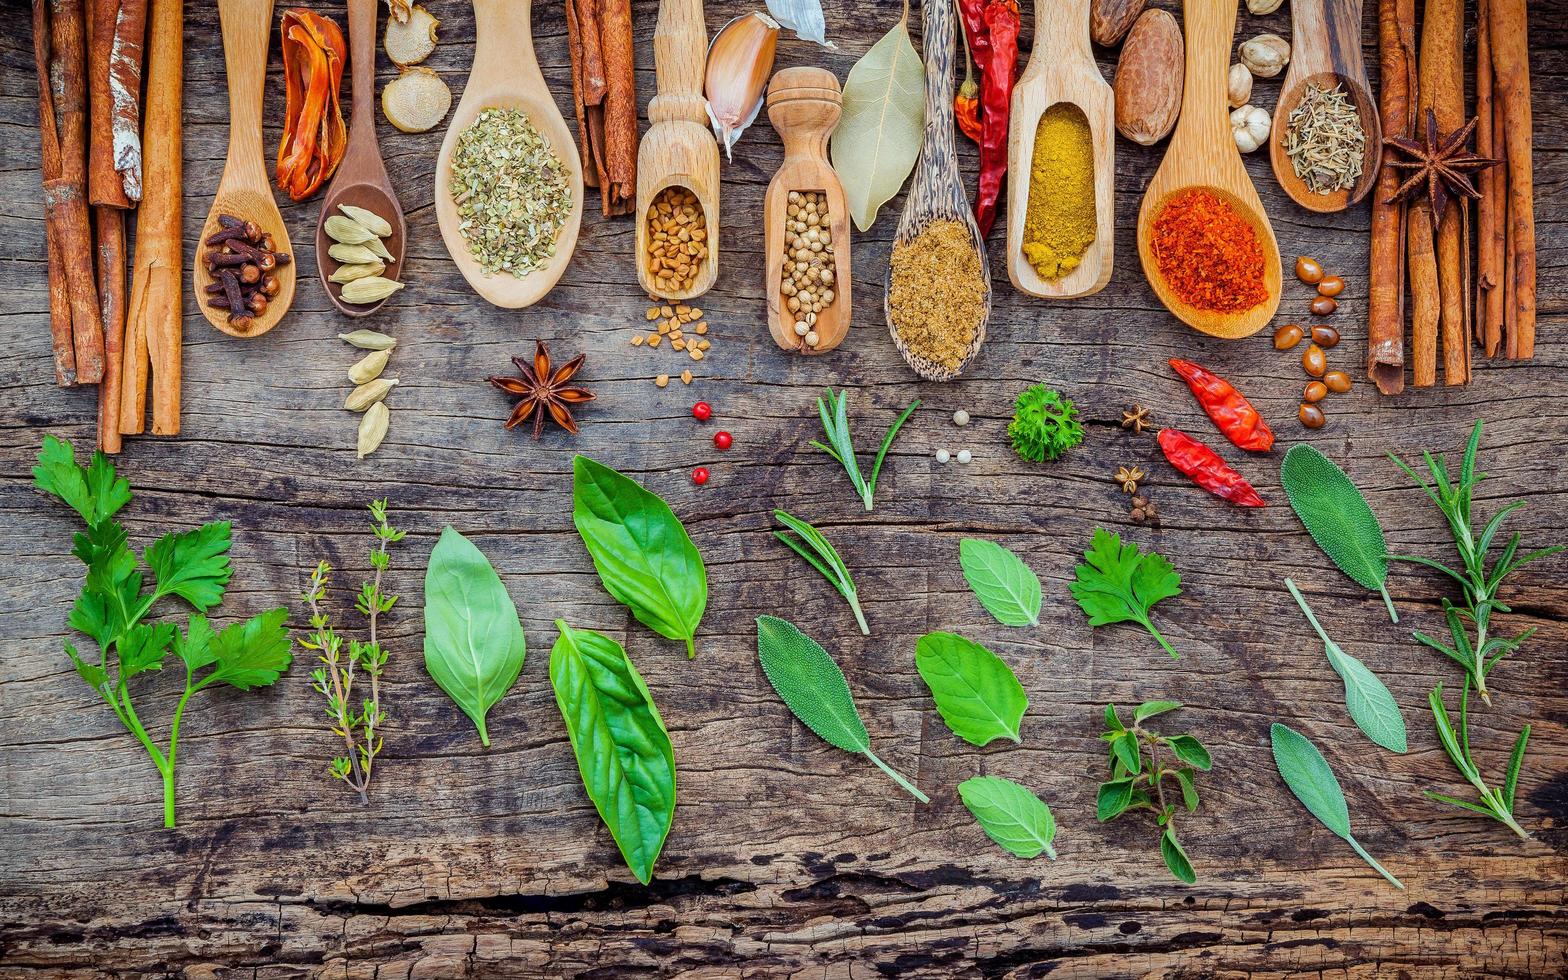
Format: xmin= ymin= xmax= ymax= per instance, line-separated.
xmin=1168 ymin=358 xmax=1274 ymax=452
xmin=1157 ymin=428 xmax=1267 ymax=508
xmin=1150 ymin=188 xmax=1268 ymax=313
xmin=956 ymin=19 xmax=982 ymax=143
xmin=974 ymin=0 xmax=1019 ymax=239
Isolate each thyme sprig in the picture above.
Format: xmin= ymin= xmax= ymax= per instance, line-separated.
xmin=773 ymin=509 xmax=869 ymax=635
xmin=1427 ymin=679 xmax=1531 ymax=839
xmin=1388 ymin=421 xmax=1563 ymax=704
xmin=301 ymin=500 xmax=405 ymax=803
xmin=810 ymin=388 xmax=919 ymax=512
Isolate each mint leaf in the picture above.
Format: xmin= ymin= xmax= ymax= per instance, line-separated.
xmin=202 ymin=608 xmax=293 ymax=690
xmin=958 ymin=776 xmax=1058 ymax=859
xmin=913 ymin=632 xmax=1027 ymax=746
xmin=958 ymin=538 xmax=1042 ymax=627
xmin=1070 ymin=529 xmax=1183 ymax=658
xmin=146 ymin=522 xmax=233 ymax=611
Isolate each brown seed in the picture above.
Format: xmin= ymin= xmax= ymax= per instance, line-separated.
xmin=1295 ymin=256 xmax=1324 ymax=284
xmin=655 ymin=374 xmax=670 ymax=388
xmin=1317 ymin=275 xmax=1345 ymax=297
xmin=1302 ymin=343 xmax=1326 ymax=377
xmin=1310 ymin=296 xmax=1338 ymax=316
xmin=1303 ymin=380 xmax=1329 ymax=403
xmin=1310 ymin=324 xmax=1340 ymax=348
xmin=1323 ymin=370 xmax=1352 ymax=393
xmin=1273 ymin=323 xmax=1304 ymax=350
xmin=1299 ymin=403 xmax=1326 ymax=428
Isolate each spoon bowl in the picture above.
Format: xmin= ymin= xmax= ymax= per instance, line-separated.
xmin=194 ymin=0 xmax=295 ymax=338
xmin=434 ymin=0 xmax=584 ymax=309
xmin=316 ymin=0 xmax=406 ymax=317
xmin=1136 ymin=0 xmax=1280 ymax=338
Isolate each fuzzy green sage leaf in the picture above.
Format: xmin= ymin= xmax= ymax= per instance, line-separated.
xmin=1281 ymin=444 xmax=1398 ymax=622
xmin=1270 ymin=722 xmax=1404 ymax=889
xmin=958 ymin=776 xmax=1058 ymax=859
xmin=914 ymin=631 xmax=1027 ymax=746
xmin=959 ymin=538 xmax=1042 ymax=627
xmin=1285 ymin=579 xmax=1407 ymax=753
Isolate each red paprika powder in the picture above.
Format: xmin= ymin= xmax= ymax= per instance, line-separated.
xmin=1150 ymin=189 xmax=1269 ymax=313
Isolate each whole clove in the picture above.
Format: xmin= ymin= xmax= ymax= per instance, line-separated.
xmin=202 ymin=212 xmax=290 ymax=325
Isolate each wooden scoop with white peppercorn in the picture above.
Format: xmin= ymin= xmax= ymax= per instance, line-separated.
xmin=764 ymin=67 xmax=851 ymax=354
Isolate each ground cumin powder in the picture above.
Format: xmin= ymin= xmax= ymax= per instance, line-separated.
xmin=888 ymin=219 xmax=986 ymax=372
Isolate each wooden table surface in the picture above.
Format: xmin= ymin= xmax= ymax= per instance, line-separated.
xmin=2 ymin=1 xmax=1565 ymax=976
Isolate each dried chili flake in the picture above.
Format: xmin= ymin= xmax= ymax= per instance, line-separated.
xmin=1150 ymin=188 xmax=1268 ymax=314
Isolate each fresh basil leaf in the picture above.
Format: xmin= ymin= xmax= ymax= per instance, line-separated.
xmin=1269 ymin=723 xmax=1404 ymax=889
xmin=550 ymin=622 xmax=677 ymax=885
xmin=1286 ymin=580 xmax=1407 ymax=753
xmin=1096 ymin=778 xmax=1134 ymax=821
xmin=1160 ymin=827 xmax=1196 ymax=884
xmin=957 ymin=776 xmax=1058 ymax=859
xmin=913 ymin=632 xmax=1027 ymax=746
xmin=573 ymin=456 xmax=707 ymax=658
xmin=958 ymin=539 xmax=1042 ymax=627
xmin=423 ymin=527 xmax=527 ymax=746
xmin=755 ymin=616 xmax=928 ymax=802
xmin=202 ymin=608 xmax=293 ymax=690
xmin=1134 ymin=700 xmax=1182 ymax=723
xmin=1281 ymin=445 xmax=1397 ymax=622
xmin=1166 ymin=734 xmax=1213 ymax=772
xmin=145 ymin=522 xmax=233 ymax=611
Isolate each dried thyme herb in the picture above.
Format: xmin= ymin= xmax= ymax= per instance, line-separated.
xmin=450 ymin=107 xmax=572 ymax=277
xmin=1283 ymin=84 xmax=1367 ymax=195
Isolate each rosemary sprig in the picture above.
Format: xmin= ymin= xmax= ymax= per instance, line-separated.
xmin=301 ymin=499 xmax=405 ymax=803
xmin=810 ymin=388 xmax=919 ymax=512
xmin=773 ymin=509 xmax=869 ymax=635
xmin=1388 ymin=421 xmax=1563 ymax=704
xmin=1427 ymin=679 xmax=1531 ymax=839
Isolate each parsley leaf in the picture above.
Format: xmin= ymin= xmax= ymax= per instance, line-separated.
xmin=1069 ymin=529 xmax=1183 ymax=659
xmin=33 ymin=435 xmax=131 ymax=525
xmin=145 ymin=522 xmax=233 ymax=611
xmin=201 ymin=608 xmax=293 ymax=690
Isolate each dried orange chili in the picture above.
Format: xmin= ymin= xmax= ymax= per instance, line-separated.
xmin=1151 ymin=188 xmax=1269 ymax=313
xmin=276 ymin=9 xmax=346 ymax=202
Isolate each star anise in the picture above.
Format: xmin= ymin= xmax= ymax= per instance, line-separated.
xmin=1121 ymin=404 xmax=1153 ymax=435
xmin=488 ymin=340 xmax=594 ymax=438
xmin=1384 ymin=109 xmax=1499 ymax=226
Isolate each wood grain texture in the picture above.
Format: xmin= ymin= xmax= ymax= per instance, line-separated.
xmin=2 ymin=1 xmax=1566 ymax=977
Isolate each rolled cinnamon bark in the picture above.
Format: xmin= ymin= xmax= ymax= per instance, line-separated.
xmin=598 ymin=0 xmax=637 ymax=215
xmin=88 ymin=0 xmax=130 ymax=207
xmin=108 ymin=0 xmax=147 ymax=201
xmin=1366 ymin=0 xmax=1412 ymax=395
xmin=1489 ymin=0 xmax=1534 ymax=358
xmin=95 ymin=205 xmax=125 ymax=453
xmin=1419 ymin=0 xmax=1468 ymax=385
xmin=1474 ymin=0 xmax=1497 ymax=353
xmin=33 ymin=0 xmax=76 ymax=385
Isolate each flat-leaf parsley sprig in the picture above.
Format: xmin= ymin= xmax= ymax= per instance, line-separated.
xmin=1070 ymin=528 xmax=1183 ymax=659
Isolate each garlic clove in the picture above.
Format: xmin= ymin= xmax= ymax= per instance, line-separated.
xmin=704 ymin=12 xmax=780 ymax=160
xmin=1230 ymin=104 xmax=1271 ymax=153
xmin=1227 ymin=63 xmax=1252 ymax=109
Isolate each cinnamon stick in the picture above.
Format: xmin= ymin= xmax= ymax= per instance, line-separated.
xmin=34 ymin=0 xmax=76 ymax=386
xmin=564 ymin=0 xmax=596 ymax=187
xmin=1484 ymin=68 xmax=1507 ymax=357
xmin=1418 ymin=0 xmax=1467 ymax=386
xmin=597 ymin=0 xmax=637 ymax=215
xmin=1408 ymin=214 xmax=1439 ymax=388
xmin=108 ymin=0 xmax=148 ymax=202
xmin=1474 ymin=0 xmax=1497 ymax=352
xmin=95 ymin=206 xmax=125 ymax=453
xmin=1367 ymin=0 xmax=1413 ymax=395
xmin=88 ymin=0 xmax=129 ymax=207
xmin=1489 ymin=0 xmax=1534 ymax=358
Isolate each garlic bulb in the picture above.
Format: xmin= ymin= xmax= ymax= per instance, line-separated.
xmin=1231 ymin=104 xmax=1271 ymax=153
xmin=705 ymin=12 xmax=780 ymax=159
xmin=1227 ymin=63 xmax=1253 ymax=109
xmin=1239 ymin=33 xmax=1291 ymax=77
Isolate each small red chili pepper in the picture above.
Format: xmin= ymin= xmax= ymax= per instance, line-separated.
xmin=1157 ymin=429 xmax=1267 ymax=508
xmin=1168 ymin=358 xmax=1274 ymax=452
xmin=692 ymin=466 xmax=710 ymax=485
xmin=692 ymin=401 xmax=712 ymax=421
xmin=713 ymin=431 xmax=732 ymax=450
xmin=955 ymin=19 xmax=982 ymax=143
xmin=973 ymin=0 xmax=1020 ymax=239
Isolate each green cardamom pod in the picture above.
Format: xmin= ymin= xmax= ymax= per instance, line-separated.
xmin=329 ymin=242 xmax=381 ymax=264
xmin=345 ymin=377 xmax=399 ymax=412
xmin=325 ymin=215 xmax=378 ymax=245
xmin=358 ymin=402 xmax=390 ymax=458
xmin=338 ymin=329 xmax=398 ymax=350
xmin=363 ymin=235 xmax=395 ymax=263
xmin=330 ymin=261 xmax=386 ymax=284
xmin=348 ymin=348 xmax=391 ymax=385
xmin=338 ymin=204 xmax=393 ymax=238
xmin=339 ymin=276 xmax=406 ymax=305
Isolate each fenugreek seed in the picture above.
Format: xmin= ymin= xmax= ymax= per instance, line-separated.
xmin=672 ymin=339 xmax=687 ymax=351
xmin=675 ymin=305 xmax=691 ymax=315
xmin=345 ymin=377 xmax=399 ymax=412
xmin=348 ymin=348 xmax=391 ymax=384
xmin=649 ymin=334 xmax=662 ymax=347
xmin=329 ymin=242 xmax=382 ymax=265
xmin=338 ymin=329 xmax=398 ymax=350
xmin=325 ymin=215 xmax=378 ymax=245
xmin=357 ymin=402 xmax=390 ymax=458
xmin=645 ymin=307 xmax=660 ymax=320
xmin=694 ymin=322 xmax=708 ymax=335
xmin=330 ymin=261 xmax=386 ymax=284
xmin=698 ymin=339 xmax=711 ymax=351
xmin=338 ymin=204 xmax=393 ymax=238
xmin=660 ymin=306 xmax=674 ymax=318
xmin=655 ymin=374 xmax=670 ymax=388
xmin=690 ymin=348 xmax=704 ymax=360
xmin=681 ymin=370 xmax=693 ymax=384
xmin=658 ymin=321 xmax=671 ymax=335
xmin=631 ymin=335 xmax=645 ymax=346
xmin=340 ymin=276 xmax=406 ymax=305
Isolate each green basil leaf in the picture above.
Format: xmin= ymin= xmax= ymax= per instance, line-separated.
xmin=958 ymin=539 xmax=1042 ymax=627
xmin=913 ymin=631 xmax=1027 ymax=746
xmin=1166 ymin=734 xmax=1213 ymax=772
xmin=1281 ymin=445 xmax=1397 ymax=621
xmin=550 ymin=622 xmax=676 ymax=885
xmin=422 ymin=527 xmax=526 ymax=746
xmin=1270 ymin=723 xmax=1404 ymax=889
xmin=1160 ymin=827 xmax=1196 ymax=884
xmin=573 ymin=456 xmax=707 ymax=657
xmin=957 ymin=776 xmax=1058 ymax=859
xmin=1096 ymin=778 xmax=1134 ymax=821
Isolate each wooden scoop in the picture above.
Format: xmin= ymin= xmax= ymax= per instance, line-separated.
xmin=194 ymin=0 xmax=296 ymax=338
xmin=1005 ymin=0 xmax=1115 ymax=299
xmin=763 ymin=67 xmax=851 ymax=354
xmin=434 ymin=0 xmax=584 ymax=309
xmin=316 ymin=0 xmax=406 ymax=317
xmin=1135 ymin=0 xmax=1281 ymax=339
xmin=636 ymin=0 xmax=720 ymax=301
xmin=1268 ymin=0 xmax=1383 ymax=212
xmin=885 ymin=0 xmax=992 ymax=381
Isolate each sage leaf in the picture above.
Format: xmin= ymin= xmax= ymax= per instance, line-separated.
xmin=830 ymin=7 xmax=924 ymax=231
xmin=1269 ymin=723 xmax=1404 ymax=889
xmin=958 ymin=776 xmax=1058 ymax=859
xmin=573 ymin=456 xmax=707 ymax=657
xmin=914 ymin=631 xmax=1027 ymax=746
xmin=959 ymin=538 xmax=1042 ymax=627
xmin=550 ymin=622 xmax=677 ymax=885
xmin=1285 ymin=579 xmax=1407 ymax=753
xmin=1281 ymin=445 xmax=1398 ymax=622
xmin=1160 ymin=827 xmax=1196 ymax=884
xmin=422 ymin=526 xmax=527 ymax=746
xmin=755 ymin=615 xmax=928 ymax=802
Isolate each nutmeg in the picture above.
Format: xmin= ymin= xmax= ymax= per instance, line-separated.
xmin=1113 ymin=10 xmax=1184 ymax=146
xmin=1091 ymin=0 xmax=1146 ymax=46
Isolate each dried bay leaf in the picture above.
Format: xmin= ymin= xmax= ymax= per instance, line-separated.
xmin=830 ymin=5 xmax=924 ymax=231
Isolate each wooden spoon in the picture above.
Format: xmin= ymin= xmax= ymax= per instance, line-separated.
xmin=885 ymin=0 xmax=992 ymax=381
xmin=1135 ymin=0 xmax=1281 ymax=339
xmin=316 ymin=0 xmax=406 ymax=317
xmin=194 ymin=0 xmax=296 ymax=338
xmin=1005 ymin=0 xmax=1115 ymax=299
xmin=1268 ymin=0 xmax=1383 ymax=212
xmin=434 ymin=0 xmax=584 ymax=309
xmin=635 ymin=0 xmax=720 ymax=301
xmin=763 ymin=67 xmax=851 ymax=354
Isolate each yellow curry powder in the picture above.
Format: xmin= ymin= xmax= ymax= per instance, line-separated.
xmin=889 ymin=219 xmax=987 ymax=372
xmin=1021 ymin=104 xmax=1096 ymax=281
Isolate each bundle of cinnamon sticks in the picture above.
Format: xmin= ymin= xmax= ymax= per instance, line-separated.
xmin=32 ymin=0 xmax=182 ymax=451
xmin=565 ymin=0 xmax=638 ymax=216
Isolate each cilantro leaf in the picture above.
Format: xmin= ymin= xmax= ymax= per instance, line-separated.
xmin=1069 ymin=529 xmax=1183 ymax=659
xmin=200 ymin=608 xmax=293 ymax=690
xmin=145 ymin=522 xmax=232 ymax=611
xmin=33 ymin=435 xmax=131 ymax=525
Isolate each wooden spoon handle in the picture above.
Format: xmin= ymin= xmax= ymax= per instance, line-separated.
xmin=1033 ymin=0 xmax=1091 ymax=63
xmin=650 ymin=0 xmax=708 ymax=126
xmin=1292 ymin=0 xmax=1368 ymax=80
xmin=918 ymin=0 xmax=958 ymax=182
xmin=470 ymin=0 xmax=539 ymax=95
xmin=1177 ymin=0 xmax=1236 ymax=143
xmin=217 ymin=0 xmax=275 ymax=182
xmin=346 ymin=0 xmax=379 ymax=151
